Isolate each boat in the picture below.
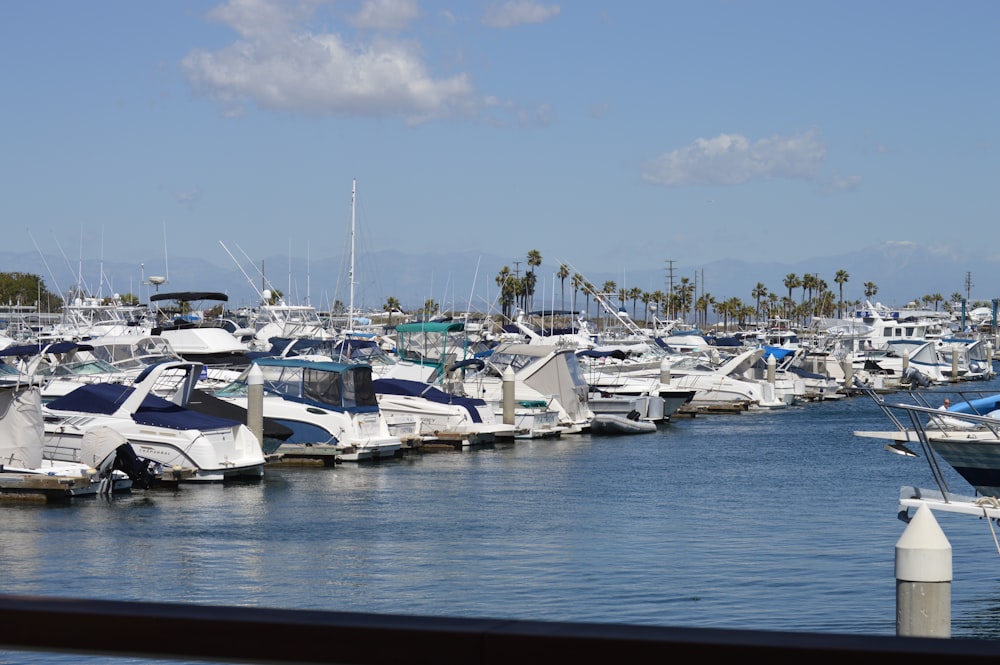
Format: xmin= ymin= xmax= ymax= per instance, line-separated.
xmin=372 ymin=377 xmax=517 ymax=445
xmin=662 ymin=347 xmax=772 ymax=408
xmin=0 ymin=381 xmax=150 ymax=499
xmin=149 ymin=291 xmax=256 ymax=372
xmin=853 ymin=385 xmax=1000 ymax=497
xmin=42 ymin=360 xmax=267 ymax=483
xmin=211 ymin=357 xmax=404 ymax=462
xmin=589 ymin=412 xmax=658 ymax=435
xmin=460 ymin=342 xmax=593 ymax=434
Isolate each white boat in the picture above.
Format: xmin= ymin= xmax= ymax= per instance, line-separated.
xmin=461 ymin=342 xmax=594 ymax=434
xmin=149 ymin=291 xmax=254 ymax=372
xmin=42 ymin=360 xmax=266 ymax=483
xmin=589 ymin=412 xmax=658 ymax=435
xmin=212 ymin=358 xmax=403 ymax=462
xmin=250 ymin=299 xmax=338 ymax=351
xmin=372 ymin=377 xmax=517 ymax=445
xmin=663 ymin=347 xmax=771 ymax=408
xmin=0 ymin=381 xmax=145 ymax=498
xmin=854 ymin=386 xmax=1000 ymax=498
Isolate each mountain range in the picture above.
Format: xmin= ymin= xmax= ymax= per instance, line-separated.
xmin=2 ymin=241 xmax=995 ymax=314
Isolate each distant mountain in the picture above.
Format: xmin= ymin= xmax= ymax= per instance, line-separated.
xmin=1 ymin=241 xmax=996 ymax=314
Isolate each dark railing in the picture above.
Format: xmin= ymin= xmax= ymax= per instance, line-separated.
xmin=2 ymin=595 xmax=1000 ymax=664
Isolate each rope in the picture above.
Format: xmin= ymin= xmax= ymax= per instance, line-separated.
xmin=975 ymin=496 xmax=1000 ymax=555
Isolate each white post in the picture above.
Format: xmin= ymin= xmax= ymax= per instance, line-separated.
xmin=842 ymin=352 xmax=853 ymax=388
xmin=951 ymin=347 xmax=959 ymax=381
xmin=502 ymin=366 xmax=515 ymax=426
xmin=766 ymin=353 xmax=776 ymax=385
xmin=896 ymin=504 xmax=951 ymax=638
xmin=659 ymin=358 xmax=672 ymax=385
xmin=901 ymin=350 xmax=909 ymax=373
xmin=247 ymin=364 xmax=265 ymax=453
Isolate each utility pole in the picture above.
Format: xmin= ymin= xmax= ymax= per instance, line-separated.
xmin=965 ymin=272 xmax=973 ymax=303
xmin=665 ymin=259 xmax=675 ymax=320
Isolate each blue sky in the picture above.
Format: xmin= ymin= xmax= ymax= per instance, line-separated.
xmin=2 ymin=0 xmax=997 ymax=282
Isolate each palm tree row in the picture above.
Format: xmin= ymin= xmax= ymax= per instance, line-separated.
xmin=381 ymin=259 xmax=988 ymax=332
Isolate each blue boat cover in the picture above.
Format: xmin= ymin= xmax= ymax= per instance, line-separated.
xmin=373 ymin=378 xmax=485 ymax=423
xmin=760 ymin=345 xmax=795 ymax=361
xmin=0 ymin=341 xmax=93 ymax=357
xmin=947 ymin=394 xmax=1000 ymax=415
xmin=46 ymin=382 xmax=241 ymax=430
xmin=576 ymin=349 xmax=629 ymax=360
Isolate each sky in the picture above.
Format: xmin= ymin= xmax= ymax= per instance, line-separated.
xmin=2 ymin=0 xmax=997 ymax=284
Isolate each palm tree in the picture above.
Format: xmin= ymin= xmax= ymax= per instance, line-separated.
xmin=383 ymin=296 xmax=401 ymax=327
xmin=526 ymin=249 xmax=542 ymax=311
xmin=557 ymin=263 xmax=570 ymax=311
xmin=696 ymin=292 xmax=715 ymax=328
xmin=783 ymin=273 xmax=800 ymax=303
xmin=601 ymin=280 xmax=617 ymax=326
xmin=864 ymin=281 xmax=878 ymax=299
xmin=571 ymin=273 xmax=584 ymax=314
xmin=628 ymin=287 xmax=643 ymax=320
xmin=496 ymin=266 xmax=513 ymax=320
xmin=751 ymin=282 xmax=768 ymax=323
xmin=801 ymin=274 xmax=817 ymax=304
xmin=834 ymin=269 xmax=849 ymax=318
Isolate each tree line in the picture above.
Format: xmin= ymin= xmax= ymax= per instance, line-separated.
xmin=0 ymin=266 xmax=983 ymax=332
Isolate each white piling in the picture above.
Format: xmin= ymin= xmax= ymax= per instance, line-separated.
xmin=766 ymin=353 xmax=776 ymax=385
xmin=502 ymin=366 xmax=515 ymax=426
xmin=659 ymin=358 xmax=672 ymax=385
xmin=842 ymin=353 xmax=853 ymax=387
xmin=951 ymin=348 xmax=959 ymax=381
xmin=247 ymin=363 xmax=265 ymax=452
xmin=901 ymin=350 xmax=909 ymax=373
xmin=895 ymin=504 xmax=951 ymax=638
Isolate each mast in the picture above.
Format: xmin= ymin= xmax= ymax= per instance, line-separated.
xmin=347 ymin=178 xmax=356 ymax=333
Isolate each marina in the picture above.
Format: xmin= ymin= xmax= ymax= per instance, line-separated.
xmin=4 ymin=371 xmax=1000 ymax=664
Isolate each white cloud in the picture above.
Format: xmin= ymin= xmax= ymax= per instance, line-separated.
xmin=483 ymin=1 xmax=560 ymax=29
xmin=642 ymin=131 xmax=827 ymax=187
xmin=350 ymin=0 xmax=420 ymax=31
xmin=182 ymin=0 xmax=479 ymax=124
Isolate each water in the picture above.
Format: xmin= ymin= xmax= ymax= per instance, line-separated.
xmin=6 ymin=378 xmax=1000 ymax=662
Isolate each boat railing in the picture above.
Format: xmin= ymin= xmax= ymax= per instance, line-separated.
xmin=855 ymin=383 xmax=1000 ymax=503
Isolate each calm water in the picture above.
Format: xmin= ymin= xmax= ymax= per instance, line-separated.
xmin=6 ymin=375 xmax=1000 ymax=662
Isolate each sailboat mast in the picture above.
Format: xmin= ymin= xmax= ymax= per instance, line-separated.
xmin=348 ymin=178 xmax=356 ymax=332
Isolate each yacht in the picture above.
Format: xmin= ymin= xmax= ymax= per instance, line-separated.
xmin=42 ymin=360 xmax=266 ymax=483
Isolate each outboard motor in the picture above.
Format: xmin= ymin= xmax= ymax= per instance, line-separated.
xmin=902 ymin=366 xmax=932 ymax=388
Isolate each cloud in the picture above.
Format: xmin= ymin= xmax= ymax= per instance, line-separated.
xmin=482 ymin=1 xmax=561 ymax=28
xmin=642 ymin=131 xmax=827 ymax=187
xmin=181 ymin=0 xmax=479 ymax=124
xmin=173 ymin=186 xmax=203 ymax=209
xmin=350 ymin=0 xmax=420 ymax=31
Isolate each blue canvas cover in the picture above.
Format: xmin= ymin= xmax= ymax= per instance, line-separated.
xmin=46 ymin=382 xmax=241 ymax=430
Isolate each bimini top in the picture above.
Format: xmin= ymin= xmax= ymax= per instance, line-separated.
xmin=394 ymin=321 xmax=465 ymax=334
xmin=150 ymin=291 xmax=229 ymax=303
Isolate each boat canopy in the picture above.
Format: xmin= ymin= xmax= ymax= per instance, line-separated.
xmin=0 ymin=341 xmax=93 ymax=357
xmin=249 ymin=357 xmax=379 ymax=412
xmin=150 ymin=292 xmax=229 ymax=303
xmin=394 ymin=321 xmax=465 ymax=334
